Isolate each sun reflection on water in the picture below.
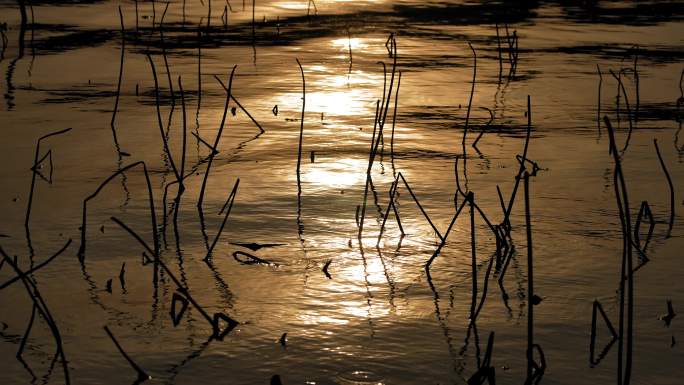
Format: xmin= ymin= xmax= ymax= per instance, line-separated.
xmin=331 ymin=37 xmax=368 ymax=51
xmin=302 ymin=157 xmax=365 ymax=188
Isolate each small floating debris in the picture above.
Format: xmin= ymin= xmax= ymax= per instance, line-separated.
xmin=659 ymin=299 xmax=676 ymax=327
xmin=233 ymin=250 xmax=274 ymax=265
xmin=170 ymin=292 xmax=189 ymax=327
xmin=230 ymin=242 xmax=285 ymax=251
xmin=322 ymin=259 xmax=332 ymax=279
xmin=272 ymin=105 xmax=278 ymax=116
xmin=119 ymin=262 xmax=126 ymax=289
xmin=531 ymin=294 xmax=543 ymax=305
xmin=212 ymin=313 xmax=239 ymax=340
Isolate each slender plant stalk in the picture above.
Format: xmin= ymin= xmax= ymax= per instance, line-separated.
xmin=654 ymin=139 xmax=675 ymax=237
xmin=197 ymin=65 xmax=237 ymax=210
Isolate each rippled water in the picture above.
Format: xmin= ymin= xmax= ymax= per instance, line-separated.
xmin=1 ymin=1 xmax=683 ymax=384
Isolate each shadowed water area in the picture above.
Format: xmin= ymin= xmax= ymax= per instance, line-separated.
xmin=1 ymin=0 xmax=683 ymax=384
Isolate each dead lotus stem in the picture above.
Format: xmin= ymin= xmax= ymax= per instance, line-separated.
xmin=172 ymin=76 xmax=189 ymax=232
xmin=523 ymin=171 xmax=540 ymax=384
xmin=377 ymin=178 xmax=404 ymax=245
xmin=205 ymin=179 xmax=240 ymax=260
xmin=104 ymin=326 xmax=150 ymax=383
xmin=590 ymin=299 xmax=618 ymax=366
xmin=597 ymin=64 xmax=603 ymax=135
xmin=609 ymin=69 xmax=634 ymax=153
xmin=633 ymin=201 xmax=655 ymax=250
xmin=461 ymin=41 xmax=476 ymax=151
xmin=360 ymin=41 xmax=398 ymax=238
xmin=296 ymin=58 xmax=305 ymax=189
xmin=653 ymin=139 xmax=675 ymax=237
xmin=0 ymin=247 xmax=71 ymax=384
xmin=147 ymin=54 xmax=181 ymax=182
xmin=603 ymin=116 xmax=634 ymax=385
xmin=78 ymin=161 xmax=158 ymax=260
xmin=425 ymin=194 xmax=468 ymax=271
xmin=110 ymin=216 xmax=239 ymax=340
xmin=111 ymin=7 xmax=125 ymax=131
xmin=358 ymin=101 xmax=381 ymax=238
xmin=0 ymin=239 xmax=72 ymax=291
xmin=469 ymin=192 xmax=478 ymax=320
xmin=159 ymin=2 xmax=175 ymax=104
xmin=472 ymin=107 xmax=494 ymax=150
xmin=390 ymin=71 xmax=402 ymax=161
xmin=501 ymin=95 xmax=533 ymax=232
xmin=192 ymin=132 xmax=220 ymax=155
xmin=214 ymin=75 xmax=265 ymax=133
xmin=25 ymin=127 xmax=72 ymax=234
xmin=197 ymin=65 xmax=237 ymax=210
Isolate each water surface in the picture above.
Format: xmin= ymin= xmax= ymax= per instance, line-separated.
xmin=1 ymin=1 xmax=683 ymax=384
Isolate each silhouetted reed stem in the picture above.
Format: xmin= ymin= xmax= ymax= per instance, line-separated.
xmin=159 ymin=3 xmax=175 ymax=104
xmin=376 ymin=178 xmax=404 ymax=245
xmin=103 ymin=326 xmax=150 ymax=383
xmin=502 ymin=95 xmax=532 ymax=230
xmin=207 ymin=0 xmax=212 ymax=29
xmin=347 ymin=28 xmax=353 ymax=74
xmin=597 ymin=64 xmax=603 ymax=135
xmin=495 ymin=23 xmax=502 ymax=82
xmin=358 ymin=101 xmax=380 ymax=238
xmin=390 ymin=71 xmax=401 ymax=161
xmin=25 ymin=128 xmax=72 ymax=232
xmin=172 ymin=76 xmax=188 ymax=235
xmin=653 ymin=139 xmax=674 ymax=237
xmin=609 ymin=69 xmax=634 ymax=153
xmin=214 ymin=75 xmax=265 ymax=133
xmin=523 ymin=171 xmax=535 ymax=383
xmin=590 ymin=299 xmax=618 ymax=366
xmin=17 ymin=303 xmax=36 ymax=360
xmin=633 ymin=201 xmax=655 ymax=251
xmin=77 ymin=161 xmax=158 ymax=260
xmin=296 ymin=58 xmax=305 ymax=187
xmin=147 ymin=55 xmax=181 ymax=182
xmin=197 ymin=29 xmax=202 ymax=114
xmin=0 ymin=247 xmax=70 ymax=384
xmin=0 ymin=239 xmax=71 ymax=291
xmin=191 ymin=132 xmax=219 ymax=155
xmin=110 ymin=217 xmax=238 ymax=339
xmin=425 ymin=194 xmax=468 ymax=271
xmin=205 ymin=179 xmax=239 ymax=260
xmin=359 ymin=35 xmax=397 ymax=238
xmin=604 ymin=116 xmax=634 ymax=385
xmin=472 ymin=107 xmax=493 ymax=150
xmin=134 ymin=0 xmax=139 ymax=33
xmin=469 ymin=193 xmax=477 ymax=320
xmin=632 ymin=47 xmax=640 ymax=122
xmin=111 ymin=7 xmax=125 ymax=132
xmin=459 ymin=43 xmax=476 ymax=192
xmin=197 ymin=65 xmax=237 ymax=210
